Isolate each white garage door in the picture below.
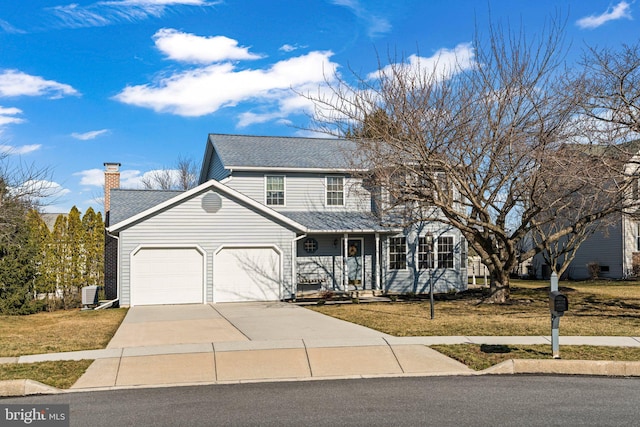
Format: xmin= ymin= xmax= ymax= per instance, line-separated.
xmin=214 ymin=247 xmax=281 ymax=302
xmin=131 ymin=247 xmax=204 ymax=306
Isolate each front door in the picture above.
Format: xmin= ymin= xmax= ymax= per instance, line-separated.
xmin=346 ymin=239 xmax=363 ymax=289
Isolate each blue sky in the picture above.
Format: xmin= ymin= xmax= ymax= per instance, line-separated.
xmin=0 ymin=0 xmax=638 ymax=214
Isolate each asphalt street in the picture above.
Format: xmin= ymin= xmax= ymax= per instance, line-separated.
xmin=3 ymin=376 xmax=639 ymax=426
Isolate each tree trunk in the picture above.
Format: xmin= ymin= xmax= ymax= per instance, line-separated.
xmin=486 ymin=270 xmax=510 ymax=303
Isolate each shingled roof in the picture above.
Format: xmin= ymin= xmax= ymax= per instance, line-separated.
xmin=108 ymin=189 xmax=184 ymax=225
xmin=208 ymin=134 xmax=359 ymax=170
xmin=280 ymin=211 xmax=397 ymax=233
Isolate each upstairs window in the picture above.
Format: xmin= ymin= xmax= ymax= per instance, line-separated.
xmin=389 ymin=237 xmax=407 ymax=270
xmin=418 ymin=235 xmax=434 ymax=269
xmin=437 ymin=236 xmax=454 ymax=269
xmin=326 ymin=176 xmax=344 ymax=206
xmin=266 ymin=175 xmax=285 ymax=206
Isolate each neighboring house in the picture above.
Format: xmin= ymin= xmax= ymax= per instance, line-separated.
xmin=40 ymin=213 xmax=67 ymax=231
xmin=104 ymin=134 xmax=467 ymax=306
xmin=533 ymin=212 xmax=637 ymax=280
xmin=533 ymin=142 xmax=640 ymax=280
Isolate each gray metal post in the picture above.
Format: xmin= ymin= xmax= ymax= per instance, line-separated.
xmin=429 ymin=269 xmax=434 ymax=320
xmin=550 ymin=272 xmax=560 ymax=359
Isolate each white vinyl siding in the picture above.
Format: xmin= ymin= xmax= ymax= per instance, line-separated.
xmin=225 ymin=172 xmax=371 ymax=211
xmin=117 ymin=189 xmax=296 ymax=306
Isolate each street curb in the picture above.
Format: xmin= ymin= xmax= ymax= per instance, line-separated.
xmin=2 ymin=359 xmax=639 ymax=397
xmin=0 ymin=379 xmax=62 ymax=397
xmin=483 ymin=359 xmax=640 ymax=376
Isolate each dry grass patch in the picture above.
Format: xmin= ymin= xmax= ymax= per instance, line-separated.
xmin=431 ymin=344 xmax=640 ymax=371
xmin=0 ymin=360 xmax=93 ymax=389
xmin=308 ymin=280 xmax=640 ymax=336
xmin=0 ymin=308 xmax=127 ymax=357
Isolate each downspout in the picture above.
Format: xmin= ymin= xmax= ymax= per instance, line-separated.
xmin=291 ymin=233 xmax=307 ymax=300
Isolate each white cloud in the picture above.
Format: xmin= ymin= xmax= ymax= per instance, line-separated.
xmin=576 ymin=1 xmax=632 ymax=29
xmin=11 ymin=180 xmax=71 ymax=209
xmin=0 ymin=19 xmax=25 ymax=34
xmin=74 ymin=168 xmax=104 ymax=187
xmin=71 ymin=129 xmax=109 ymax=140
xmin=75 ymin=167 xmax=155 ymax=189
xmin=0 ymin=106 xmax=24 ymax=128
xmin=330 ymin=0 xmax=391 ymax=37
xmin=279 ymin=44 xmax=306 ymax=53
xmin=114 ymin=50 xmax=338 ymax=117
xmin=48 ymin=0 xmax=220 ymax=29
xmin=0 ymin=144 xmax=41 ymax=155
xmin=115 ymin=0 xmax=208 ymax=5
xmin=367 ymin=43 xmax=475 ymax=81
xmin=153 ymin=29 xmax=262 ymax=64
xmin=120 ymin=170 xmax=147 ymax=188
xmin=0 ymin=70 xmax=79 ymax=98
xmin=236 ymin=82 xmax=333 ymax=128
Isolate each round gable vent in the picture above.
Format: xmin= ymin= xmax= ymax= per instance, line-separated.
xmin=202 ymin=192 xmax=222 ymax=213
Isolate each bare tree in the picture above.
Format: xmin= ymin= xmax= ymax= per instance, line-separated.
xmin=578 ymin=42 xmax=640 ymax=137
xmin=141 ymin=155 xmax=199 ymax=191
xmin=306 ymin=20 xmax=637 ymax=302
xmin=0 ymin=153 xmax=55 ymax=242
xmin=141 ymin=168 xmax=175 ymax=190
xmin=175 ymin=155 xmax=198 ymax=190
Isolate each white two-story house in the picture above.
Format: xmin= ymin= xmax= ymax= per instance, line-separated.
xmin=104 ymin=134 xmax=467 ymax=306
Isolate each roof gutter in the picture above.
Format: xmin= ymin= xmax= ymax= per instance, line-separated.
xmin=226 ymin=166 xmax=368 ymax=173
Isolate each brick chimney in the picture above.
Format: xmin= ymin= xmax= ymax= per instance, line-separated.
xmin=104 ymin=162 xmax=121 ymax=221
xmin=104 ymin=162 xmax=121 ymax=301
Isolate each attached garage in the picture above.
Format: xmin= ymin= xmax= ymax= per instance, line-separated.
xmin=214 ymin=246 xmax=282 ymax=302
xmin=130 ymin=247 xmax=205 ymax=306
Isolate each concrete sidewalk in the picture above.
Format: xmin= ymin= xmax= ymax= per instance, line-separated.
xmin=1 ymin=303 xmax=640 ymax=396
xmin=69 ymin=338 xmax=475 ymax=389
xmin=2 ymin=334 xmax=639 ymax=396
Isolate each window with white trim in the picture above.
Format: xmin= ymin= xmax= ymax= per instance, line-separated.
xmin=418 ymin=235 xmax=434 ymax=269
xmin=389 ymin=237 xmax=407 ymax=270
xmin=266 ymin=175 xmax=285 ymax=206
xmin=326 ymin=176 xmax=344 ymax=206
xmin=437 ymin=236 xmax=454 ymax=269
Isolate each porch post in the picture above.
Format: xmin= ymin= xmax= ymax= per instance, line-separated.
xmin=375 ymin=233 xmax=380 ymax=291
xmin=291 ymin=239 xmax=297 ymax=300
xmin=343 ymin=233 xmax=349 ymax=292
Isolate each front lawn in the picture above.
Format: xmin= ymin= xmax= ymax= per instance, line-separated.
xmin=308 ymin=280 xmax=640 ymax=336
xmin=432 ymin=344 xmax=640 ymax=370
xmin=0 ymin=360 xmax=93 ymax=389
xmin=0 ymin=308 xmax=127 ymax=357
